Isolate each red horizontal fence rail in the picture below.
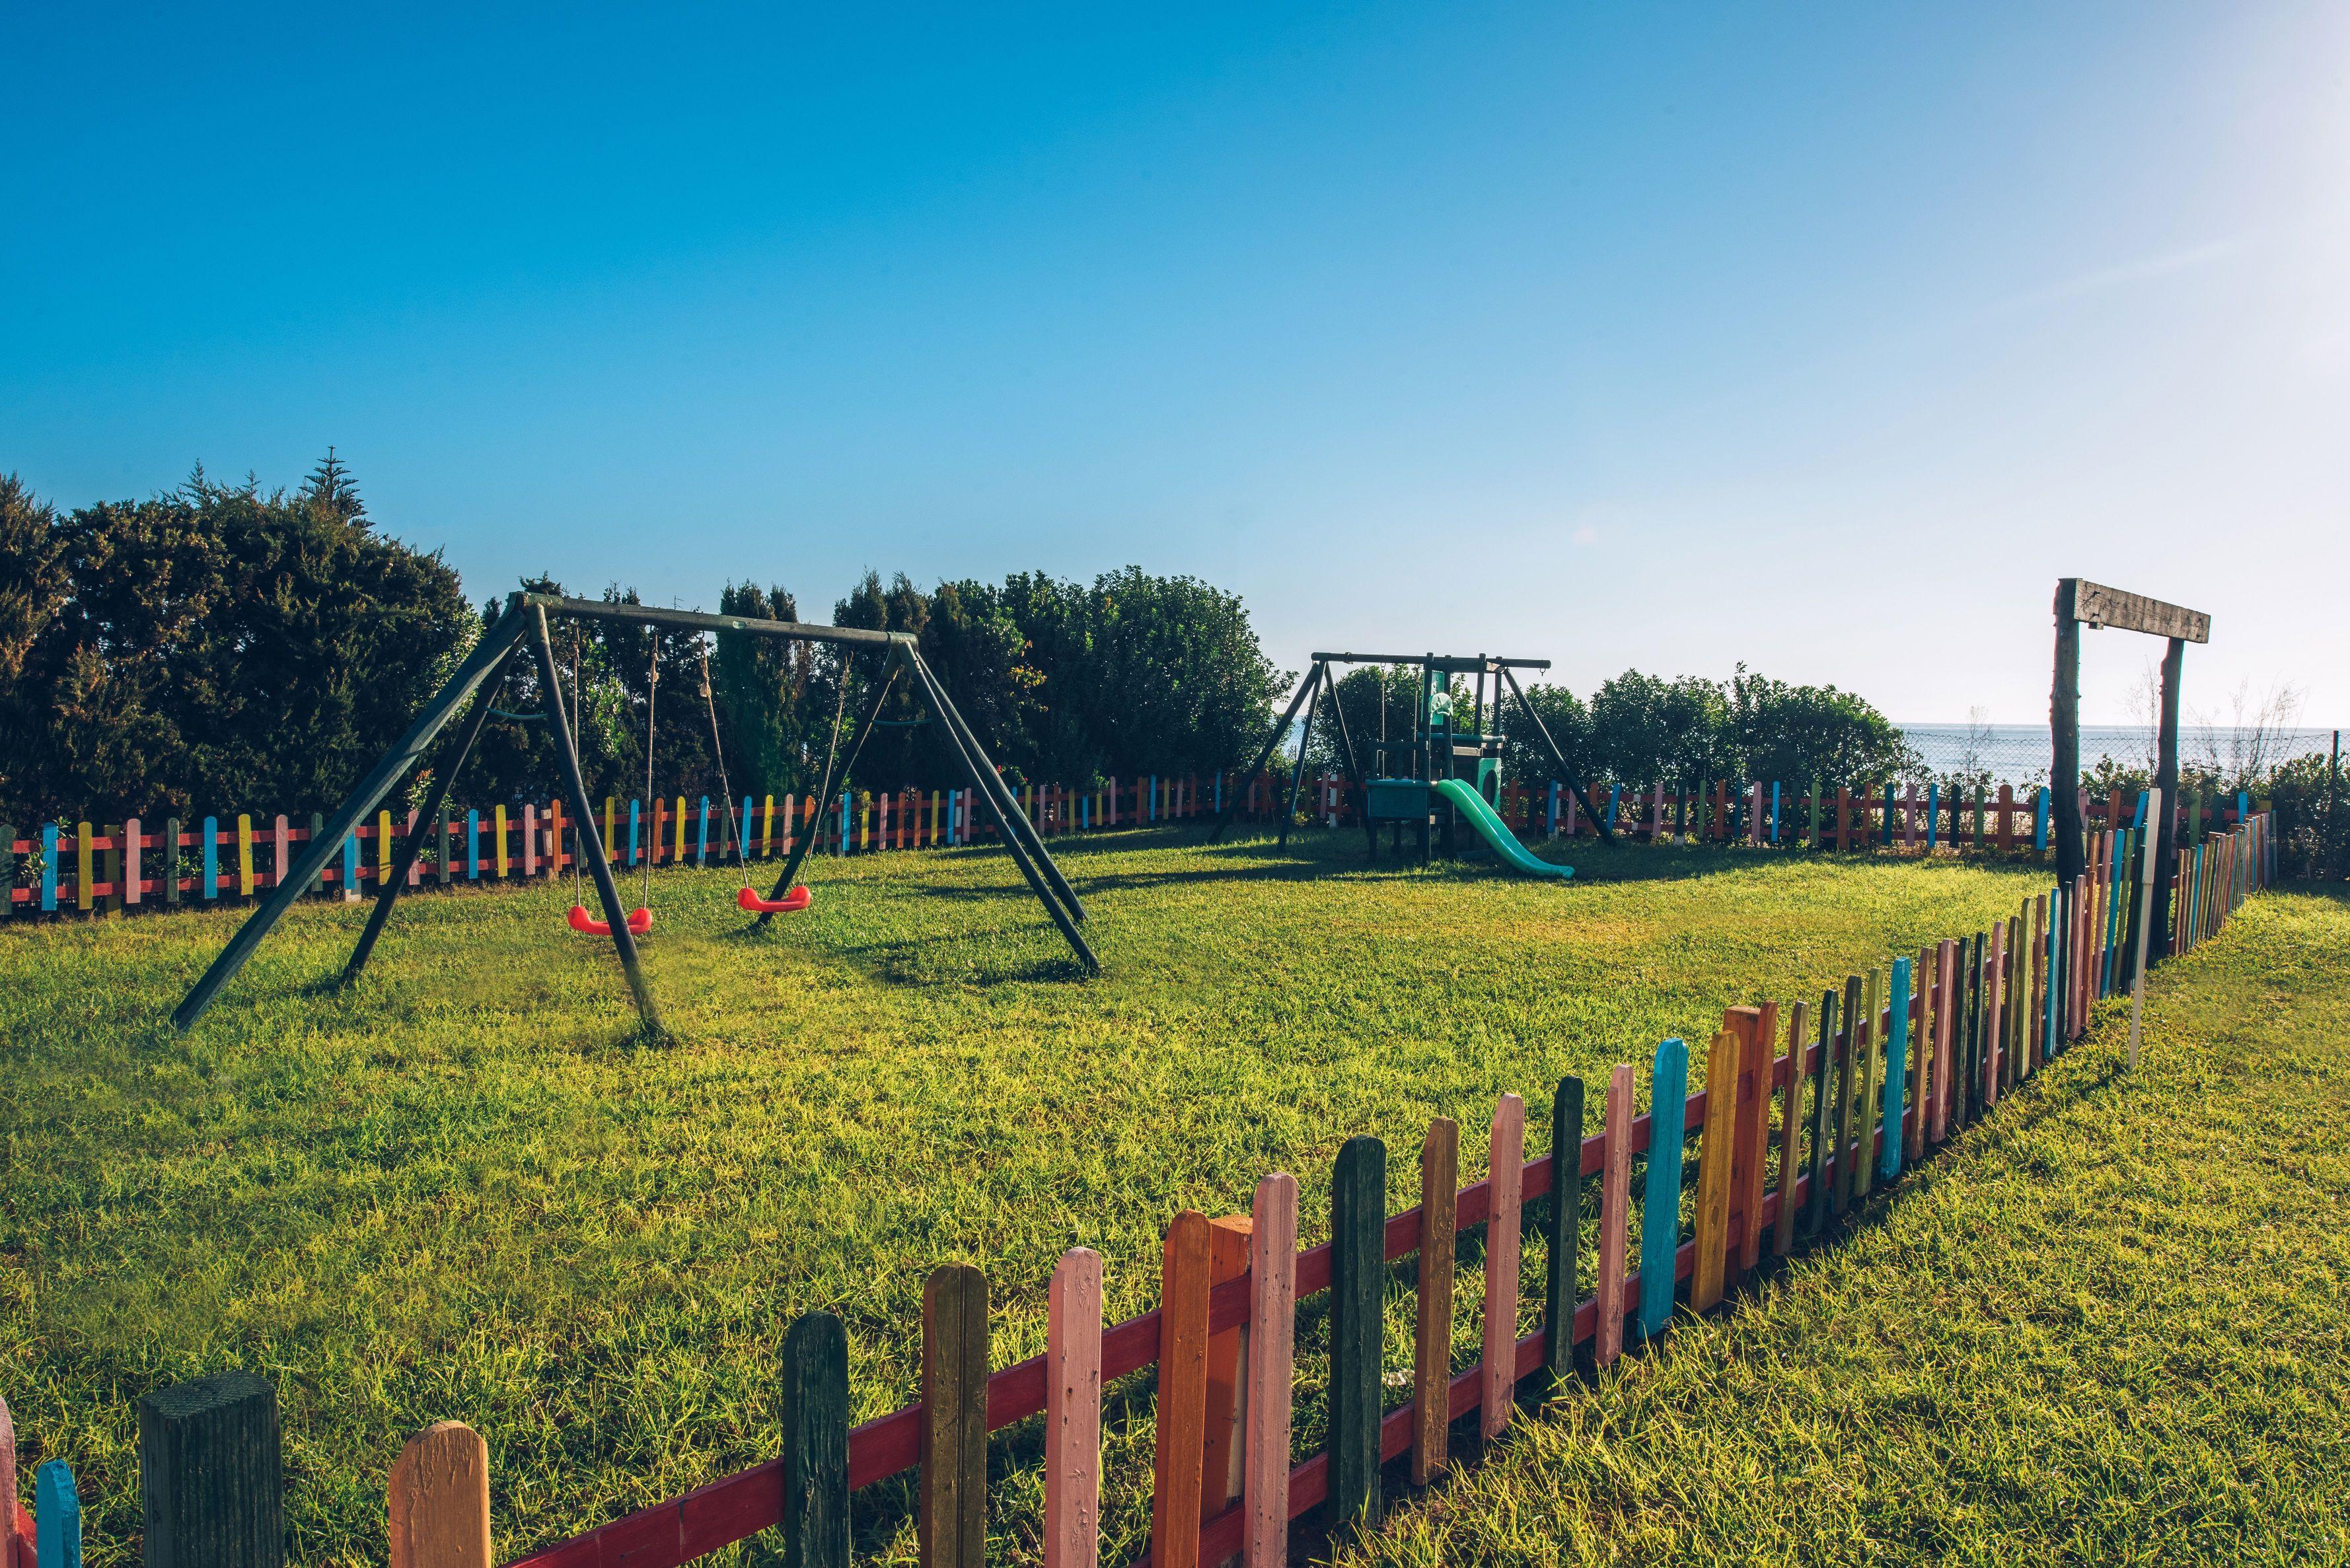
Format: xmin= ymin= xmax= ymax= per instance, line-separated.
xmin=493 ymin=946 xmax=2069 ymax=1568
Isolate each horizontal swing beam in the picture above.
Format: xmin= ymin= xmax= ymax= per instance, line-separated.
xmin=516 ymin=592 xmax=914 ymax=650
xmin=1311 ymin=651 xmax=1551 ymax=673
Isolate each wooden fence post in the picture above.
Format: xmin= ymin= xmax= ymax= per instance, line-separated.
xmin=1412 ymin=1118 xmax=1458 ymax=1485
xmin=1243 ymin=1172 xmax=1297 ymax=1568
xmin=1689 ymin=1031 xmax=1738 ymax=1312
xmin=388 ymin=1420 xmax=490 ymax=1568
xmin=1907 ymin=945 xmax=1931 ymax=1158
xmin=1327 ymin=1135 xmax=1385 ymax=1533
xmin=1638 ymin=1038 xmax=1689 ymax=1338
xmin=780 ymin=1312 xmax=851 ymax=1568
xmin=919 ymin=1264 xmax=988 ymax=1568
xmin=1544 ymin=1077 xmax=1584 ymax=1382
xmin=1482 ymin=1094 xmax=1525 ymax=1439
xmin=1154 ymin=1212 xmax=1210 ymax=1568
xmin=139 ymin=1371 xmax=282 ymax=1568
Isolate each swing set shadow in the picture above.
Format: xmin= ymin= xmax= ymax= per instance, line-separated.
xmin=168 ymin=592 xmax=1099 ymax=1035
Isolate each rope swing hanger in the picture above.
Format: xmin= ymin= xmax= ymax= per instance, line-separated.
xmin=566 ymin=630 xmax=653 ymax=938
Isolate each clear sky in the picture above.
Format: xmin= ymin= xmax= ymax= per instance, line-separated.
xmin=7 ymin=4 xmax=2345 ymax=728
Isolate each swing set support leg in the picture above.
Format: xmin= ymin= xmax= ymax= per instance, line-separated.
xmin=171 ymin=604 xmax=532 ymax=1030
xmin=756 ymin=653 xmax=899 ymax=923
xmin=910 ymin=649 xmax=1085 ymax=925
xmin=903 ymin=649 xmax=1100 ymax=973
xmin=1316 ymin=660 xmax=1379 ymax=859
xmin=531 ymin=607 xmax=661 ymax=1032
xmin=1280 ymin=660 xmax=1326 ymax=849
xmin=340 ymin=640 xmax=520 ymax=988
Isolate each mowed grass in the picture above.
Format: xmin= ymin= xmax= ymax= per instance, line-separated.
xmin=0 ymin=828 xmax=2105 ymax=1563
xmin=1344 ymin=884 xmax=2350 ymax=1568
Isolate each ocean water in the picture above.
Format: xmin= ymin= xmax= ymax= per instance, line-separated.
xmin=1897 ymin=723 xmax=2341 ymax=779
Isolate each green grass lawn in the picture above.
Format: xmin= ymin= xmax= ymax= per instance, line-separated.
xmin=0 ymin=827 xmax=2282 ymax=1565
xmin=1345 ymin=882 xmax=2350 ymax=1568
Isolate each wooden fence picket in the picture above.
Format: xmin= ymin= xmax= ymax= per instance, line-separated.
xmin=1244 ymin=1173 xmax=1298 ymax=1568
xmin=1638 ymin=1038 xmax=1690 ymax=1337
xmin=1690 ymin=1031 xmax=1738 ymax=1311
xmin=1413 ymin=1118 xmax=1459 ymax=1484
xmin=1201 ymin=1216 xmax=1251 ymax=1526
xmin=138 ymin=1371 xmax=283 ymax=1568
xmin=1880 ymin=958 xmax=1909 ymax=1181
xmin=388 ymin=1419 xmax=492 ymax=1568
xmin=1806 ymin=989 xmax=1839 ymax=1232
xmin=1734 ymin=1001 xmax=1776 ymax=1275
xmin=1482 ymin=1094 xmax=1525 ymax=1439
xmin=919 ymin=1264 xmax=988 ymax=1568
xmin=1832 ymin=976 xmax=1861 ymax=1213
xmin=1773 ymin=1000 xmax=1808 ymax=1257
xmin=1596 ymin=1065 xmax=1634 ymax=1367
xmin=1045 ymin=1250 xmax=1103 ymax=1568
xmin=780 ymin=1312 xmax=851 ymax=1568
xmin=1327 ymin=1135 xmax=1386 ymax=1532
xmin=38 ymin=1454 xmax=83 ymax=1568
xmin=1545 ymin=1077 xmax=1585 ymax=1380
xmin=1152 ymin=1211 xmax=1211 ymax=1568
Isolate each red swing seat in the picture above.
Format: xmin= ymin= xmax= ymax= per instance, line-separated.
xmin=738 ymin=884 xmax=813 ymax=915
xmin=568 ymin=904 xmax=653 ymax=937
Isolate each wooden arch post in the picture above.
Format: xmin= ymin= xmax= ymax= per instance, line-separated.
xmin=2051 ymin=578 xmax=2209 ymax=960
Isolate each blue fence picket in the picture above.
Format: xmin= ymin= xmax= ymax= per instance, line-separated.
xmin=696 ymin=797 xmax=710 ymax=867
xmin=202 ymin=816 xmax=219 ymax=899
xmin=2035 ymin=788 xmax=2050 ymax=852
xmin=41 ymin=822 xmax=59 ymax=911
xmin=1880 ymin=957 xmax=1911 ymax=1180
xmin=37 ymin=1457 xmax=83 ymax=1568
xmin=1638 ymin=1036 xmax=1689 ymax=1339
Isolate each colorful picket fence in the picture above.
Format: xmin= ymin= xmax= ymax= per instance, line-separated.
xmin=5 ymin=827 xmax=2274 ymax=1566
xmin=0 ymin=774 xmax=2267 ymax=923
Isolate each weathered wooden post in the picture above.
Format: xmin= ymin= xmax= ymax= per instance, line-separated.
xmin=139 ymin=1371 xmax=282 ymax=1567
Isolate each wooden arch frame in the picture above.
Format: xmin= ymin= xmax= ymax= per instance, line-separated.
xmin=170 ymin=591 xmax=1097 ymax=1032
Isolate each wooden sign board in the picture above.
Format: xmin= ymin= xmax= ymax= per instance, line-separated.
xmin=2065 ymin=579 xmax=2209 ymax=644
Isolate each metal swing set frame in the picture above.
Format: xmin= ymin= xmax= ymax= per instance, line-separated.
xmin=170 ymin=592 xmax=1098 ymax=1034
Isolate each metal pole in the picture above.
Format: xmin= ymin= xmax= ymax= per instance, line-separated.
xmin=902 ymin=650 xmax=1101 ymax=972
xmin=1206 ymin=672 xmax=1319 ymax=844
xmin=1500 ymin=667 xmax=1616 ymax=845
xmin=757 ymin=654 xmax=897 ymax=919
xmin=1280 ymin=663 xmax=1324 ymax=849
xmin=171 ymin=602 xmax=532 ymax=1030
xmin=910 ymin=649 xmax=1086 ymax=923
xmin=2127 ymin=787 xmax=2163 ymax=1069
xmin=531 ymin=608 xmax=661 ymax=1031
xmin=1315 ymin=662 xmax=1379 ymax=857
xmin=340 ymin=640 xmax=520 ymax=986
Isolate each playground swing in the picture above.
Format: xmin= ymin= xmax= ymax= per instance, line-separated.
xmin=566 ymin=629 xmax=654 ymax=937
xmin=698 ymin=633 xmax=814 ymax=915
xmin=172 ymin=591 xmax=1098 ymax=1034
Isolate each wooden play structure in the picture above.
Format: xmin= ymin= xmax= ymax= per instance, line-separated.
xmin=1208 ymin=649 xmax=1613 ymax=870
xmin=169 ymin=590 xmax=1098 ymax=1033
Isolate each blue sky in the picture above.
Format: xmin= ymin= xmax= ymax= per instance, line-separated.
xmin=7 ymin=3 xmax=2345 ymax=727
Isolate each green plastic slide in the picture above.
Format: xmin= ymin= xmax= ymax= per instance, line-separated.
xmin=1430 ymin=779 xmax=1576 ymax=880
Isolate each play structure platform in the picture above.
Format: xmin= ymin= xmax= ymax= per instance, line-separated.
xmin=1210 ymin=649 xmax=1610 ymax=874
